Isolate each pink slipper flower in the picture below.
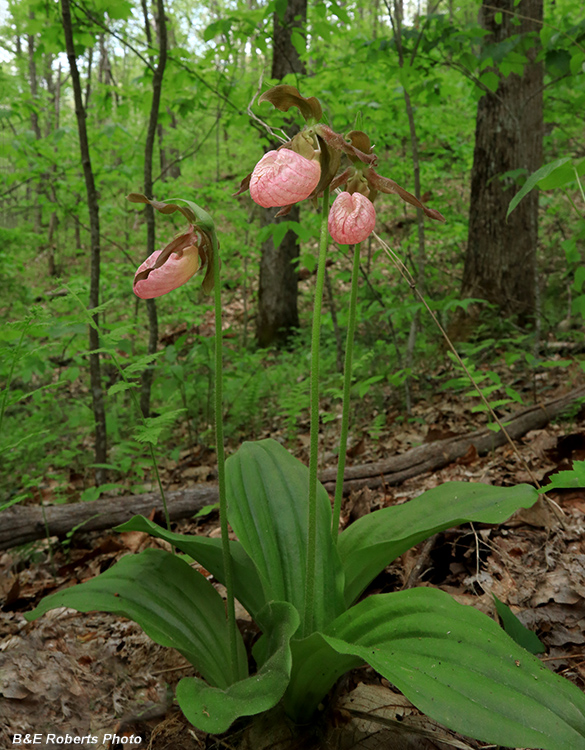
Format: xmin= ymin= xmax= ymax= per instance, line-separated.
xmin=328 ymin=192 xmax=376 ymax=245
xmin=134 ymin=226 xmax=201 ymax=299
xmin=249 ymin=148 xmax=321 ymax=208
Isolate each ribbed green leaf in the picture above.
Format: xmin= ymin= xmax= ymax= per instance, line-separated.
xmin=284 ymin=632 xmax=362 ymax=720
xmin=115 ymin=515 xmax=266 ymax=619
xmin=176 ymin=601 xmax=299 ymax=734
xmin=321 ymin=588 xmax=585 ymax=750
xmin=339 ymin=482 xmax=538 ymax=605
xmin=25 ymin=548 xmax=247 ymax=689
xmin=226 ymin=439 xmax=345 ymax=630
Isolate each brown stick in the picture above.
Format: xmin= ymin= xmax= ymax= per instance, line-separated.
xmin=0 ymin=486 xmax=219 ymax=551
xmin=320 ymin=386 xmax=585 ymax=492
xmin=1 ymin=386 xmax=583 ymax=551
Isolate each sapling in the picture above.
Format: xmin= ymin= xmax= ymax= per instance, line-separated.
xmin=26 ymin=86 xmax=585 ymax=750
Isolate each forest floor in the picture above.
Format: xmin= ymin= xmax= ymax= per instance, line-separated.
xmin=2 ymin=370 xmax=585 ymax=750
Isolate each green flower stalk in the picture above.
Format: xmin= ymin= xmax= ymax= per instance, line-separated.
xmin=303 ymin=184 xmax=331 ymax=636
xmin=127 ymin=193 xmax=239 ymax=675
xmin=332 ymin=241 xmax=361 ymax=539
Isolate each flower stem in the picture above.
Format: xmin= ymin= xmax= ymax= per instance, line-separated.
xmin=332 ymin=242 xmax=360 ymax=540
xmin=212 ymin=241 xmax=239 ymax=677
xmin=303 ymin=184 xmax=330 ymax=637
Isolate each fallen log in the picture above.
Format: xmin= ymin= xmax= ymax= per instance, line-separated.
xmin=320 ymin=385 xmax=585 ymax=493
xmin=1 ymin=386 xmax=583 ymax=551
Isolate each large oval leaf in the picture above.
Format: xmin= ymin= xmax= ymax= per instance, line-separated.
xmin=226 ymin=439 xmax=345 ymax=630
xmin=339 ymin=482 xmax=538 ymax=605
xmin=115 ymin=515 xmax=266 ymax=619
xmin=322 ymin=588 xmax=585 ymax=750
xmin=25 ymin=548 xmax=247 ymax=689
xmin=177 ymin=601 xmax=299 ymax=734
xmin=284 ymin=632 xmax=362 ymax=721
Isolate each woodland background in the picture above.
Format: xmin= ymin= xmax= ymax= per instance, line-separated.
xmin=2 ymin=1 xmax=585 ymax=747
xmin=1 ymin=0 xmax=584 ymax=512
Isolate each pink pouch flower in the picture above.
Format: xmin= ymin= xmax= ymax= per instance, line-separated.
xmin=328 ymin=192 xmax=376 ymax=244
xmin=134 ymin=231 xmax=201 ymax=299
xmin=249 ymin=148 xmax=321 ymax=208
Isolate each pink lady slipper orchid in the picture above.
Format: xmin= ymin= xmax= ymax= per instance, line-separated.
xmin=134 ymin=225 xmax=202 ymax=299
xmin=249 ymin=148 xmax=321 ymax=208
xmin=128 ymin=193 xmax=216 ymax=298
xmin=328 ymin=192 xmax=376 ymax=245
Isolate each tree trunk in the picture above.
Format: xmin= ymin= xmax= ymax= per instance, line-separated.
xmin=256 ymin=206 xmax=302 ymax=347
xmin=46 ymin=57 xmax=61 ymax=277
xmin=61 ymin=0 xmax=108 ymax=483
xmin=27 ymin=18 xmax=43 ymax=235
xmin=462 ymin=0 xmax=543 ymax=323
xmin=272 ymin=0 xmax=307 ymax=78
xmin=140 ymin=0 xmax=167 ymax=418
xmin=256 ymin=0 xmax=307 ymax=347
xmin=391 ymin=0 xmax=428 ymax=414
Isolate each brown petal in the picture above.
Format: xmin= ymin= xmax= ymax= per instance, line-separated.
xmin=233 ymin=172 xmax=252 ymax=197
xmin=311 ymin=136 xmax=341 ymax=197
xmin=126 ymin=193 xmax=196 ymax=223
xmin=329 ymin=167 xmax=353 ymax=193
xmin=199 ymin=234 xmax=220 ymax=294
xmin=346 ymin=131 xmax=373 ymax=155
xmin=365 ymin=168 xmax=446 ymax=222
xmin=274 ymin=203 xmax=295 ymax=218
xmin=259 ymin=84 xmax=323 ymax=122
xmin=315 ymin=125 xmax=377 ymax=166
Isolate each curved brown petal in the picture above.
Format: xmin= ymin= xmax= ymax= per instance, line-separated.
xmin=364 ymin=168 xmax=446 ymax=222
xmin=233 ymin=172 xmax=252 ymax=197
xmin=329 ymin=167 xmax=353 ymax=193
xmin=315 ymin=125 xmax=378 ymax=166
xmin=346 ymin=130 xmax=373 ymax=155
xmin=258 ymin=85 xmax=323 ymax=122
xmin=126 ymin=193 xmax=197 ymax=224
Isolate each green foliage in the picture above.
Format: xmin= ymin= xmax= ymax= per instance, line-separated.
xmin=493 ymin=593 xmax=546 ymax=655
xmin=6 ymin=0 xmax=585 ymax=743
xmin=539 ymin=459 xmax=585 ymax=491
xmin=507 ymin=156 xmax=585 ymax=217
xmin=2 ymin=0 xmax=584 ymax=501
xmin=28 ymin=547 xmax=248 ymax=688
xmin=26 ymin=439 xmax=585 ymax=747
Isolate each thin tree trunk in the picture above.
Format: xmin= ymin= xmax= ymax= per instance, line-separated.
xmin=140 ymin=0 xmax=167 ymax=418
xmin=26 ymin=22 xmax=41 ymax=141
xmin=61 ymin=0 xmax=108 ymax=484
xmin=46 ymin=57 xmax=61 ymax=277
xmin=256 ymin=205 xmax=301 ymax=347
xmin=256 ymin=0 xmax=307 ymax=347
xmin=390 ymin=0 xmax=431 ymax=413
xmin=84 ymin=45 xmax=93 ymax=110
xmin=27 ymin=18 xmax=42 ymax=234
